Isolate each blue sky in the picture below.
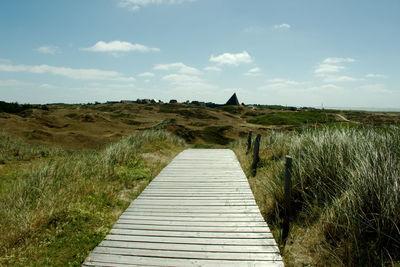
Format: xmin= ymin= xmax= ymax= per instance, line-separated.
xmin=0 ymin=0 xmax=399 ymax=108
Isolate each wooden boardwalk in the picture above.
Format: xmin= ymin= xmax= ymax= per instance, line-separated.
xmin=83 ymin=149 xmax=283 ymax=266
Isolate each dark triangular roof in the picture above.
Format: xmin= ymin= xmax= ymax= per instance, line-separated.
xmin=225 ymin=93 xmax=240 ymax=106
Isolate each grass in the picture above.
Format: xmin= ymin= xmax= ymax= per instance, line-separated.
xmin=159 ymin=104 xmax=218 ymax=120
xmin=247 ymin=111 xmax=336 ymax=126
xmin=230 ymin=126 xmax=400 ymax=266
xmin=216 ymin=105 xmax=244 ymax=114
xmin=0 ymin=131 xmax=186 ymax=266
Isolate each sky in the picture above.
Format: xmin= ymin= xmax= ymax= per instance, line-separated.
xmin=0 ymin=0 xmax=399 ymax=108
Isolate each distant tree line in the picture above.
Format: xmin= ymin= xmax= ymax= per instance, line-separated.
xmin=0 ymin=101 xmax=48 ymax=114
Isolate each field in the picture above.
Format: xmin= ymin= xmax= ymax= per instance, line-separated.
xmin=1 ymin=101 xmax=400 ymax=266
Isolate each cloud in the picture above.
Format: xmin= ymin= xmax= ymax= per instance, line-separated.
xmin=323 ymin=57 xmax=355 ymax=64
xmin=265 ymin=78 xmax=302 ymax=88
xmin=315 ymin=64 xmax=345 ymax=74
xmin=39 ymin=83 xmax=59 ymax=89
xmin=35 ymin=45 xmax=59 ymax=55
xmin=315 ymin=57 xmax=357 ymax=80
xmin=154 ymin=62 xmax=201 ymax=75
xmin=245 ymin=67 xmax=261 ymax=76
xmin=273 ymin=23 xmax=291 ymax=29
xmin=204 ymin=66 xmax=222 ymax=72
xmin=366 ymin=73 xmax=387 ymax=78
xmin=358 ymin=84 xmax=391 ymax=93
xmin=119 ymin=0 xmax=195 ymax=11
xmin=138 ymin=72 xmax=155 ymax=77
xmin=82 ymin=41 xmax=160 ymax=53
xmin=162 ymin=74 xmax=203 ymax=84
xmin=0 ymin=63 xmax=136 ymax=81
xmin=323 ymin=75 xmax=358 ymax=82
xmin=209 ymin=51 xmax=252 ymax=66
xmin=306 ymin=84 xmax=344 ymax=93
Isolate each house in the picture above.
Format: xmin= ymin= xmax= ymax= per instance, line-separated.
xmin=225 ymin=93 xmax=240 ymax=106
xmin=137 ymin=99 xmax=151 ymax=104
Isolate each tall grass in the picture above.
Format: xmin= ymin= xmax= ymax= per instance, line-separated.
xmin=0 ymin=131 xmax=185 ymax=266
xmin=230 ymin=126 xmax=400 ymax=266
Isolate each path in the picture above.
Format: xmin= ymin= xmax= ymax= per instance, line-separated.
xmin=83 ymin=149 xmax=283 ymax=266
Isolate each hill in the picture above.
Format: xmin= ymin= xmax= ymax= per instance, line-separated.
xmin=2 ymin=102 xmax=399 ymax=149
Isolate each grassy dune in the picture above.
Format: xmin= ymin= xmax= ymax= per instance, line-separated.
xmin=2 ymin=103 xmax=400 ymax=266
xmin=230 ymin=125 xmax=400 ymax=266
xmin=0 ymin=131 xmax=186 ymax=266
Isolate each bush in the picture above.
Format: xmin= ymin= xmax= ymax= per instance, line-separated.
xmin=231 ymin=126 xmax=400 ymax=266
xmin=0 ymin=131 xmax=186 ymax=266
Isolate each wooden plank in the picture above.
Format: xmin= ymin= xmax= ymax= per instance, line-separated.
xmin=92 ymin=246 xmax=281 ymax=261
xmin=132 ymin=199 xmax=256 ymax=204
xmin=83 ymin=149 xmax=283 ymax=266
xmin=135 ymin=196 xmax=255 ymax=200
xmin=126 ymin=206 xmax=260 ymax=211
xmin=99 ymin=240 xmax=279 ymax=252
xmin=122 ymin=211 xmax=265 ymax=218
xmin=115 ymin=219 xmax=267 ymax=227
xmin=85 ymin=253 xmax=284 ymax=267
xmin=118 ymin=215 xmax=265 ymax=222
xmin=110 ymin=229 xmax=273 ymax=238
xmin=125 ymin=208 xmax=261 ymax=213
xmin=105 ymin=234 xmax=279 ymax=245
xmin=112 ymin=224 xmax=271 ymax=233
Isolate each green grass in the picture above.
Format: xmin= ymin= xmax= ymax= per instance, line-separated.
xmin=230 ymin=126 xmax=400 ymax=266
xmin=247 ymin=111 xmax=336 ymax=126
xmin=0 ymin=131 xmax=186 ymax=266
xmin=216 ymin=105 xmax=244 ymax=114
xmin=159 ymin=104 xmax=217 ymax=120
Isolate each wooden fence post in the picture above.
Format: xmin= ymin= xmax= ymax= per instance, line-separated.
xmin=251 ymin=134 xmax=261 ymax=177
xmin=246 ymin=131 xmax=252 ymax=154
xmin=282 ymin=155 xmax=292 ymax=244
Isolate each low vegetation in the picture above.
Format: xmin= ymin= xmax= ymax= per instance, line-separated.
xmin=247 ymin=110 xmax=336 ymax=126
xmin=0 ymin=101 xmax=48 ymax=114
xmin=2 ymin=101 xmax=400 ymax=266
xmin=230 ymin=125 xmax=400 ymax=266
xmin=0 ymin=131 xmax=186 ymax=266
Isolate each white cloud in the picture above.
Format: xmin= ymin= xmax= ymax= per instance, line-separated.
xmin=138 ymin=72 xmax=155 ymax=77
xmin=358 ymin=84 xmax=391 ymax=93
xmin=119 ymin=0 xmax=195 ymax=11
xmin=315 ymin=64 xmax=345 ymax=74
xmin=39 ymin=83 xmax=59 ymax=89
xmin=274 ymin=23 xmax=291 ymax=29
xmin=323 ymin=57 xmax=355 ymax=64
xmin=306 ymin=84 xmax=344 ymax=93
xmin=323 ymin=75 xmax=358 ymax=82
xmin=315 ymin=57 xmax=357 ymax=80
xmin=35 ymin=45 xmax=59 ymax=55
xmin=366 ymin=73 xmax=387 ymax=78
xmin=154 ymin=62 xmax=201 ymax=75
xmin=0 ymin=63 xmax=136 ymax=81
xmin=87 ymin=82 xmax=136 ymax=89
xmin=245 ymin=67 xmax=261 ymax=76
xmin=162 ymin=74 xmax=202 ymax=84
xmin=265 ymin=78 xmax=302 ymax=87
xmin=204 ymin=66 xmax=222 ymax=72
xmin=209 ymin=51 xmax=252 ymax=66
xmin=82 ymin=41 xmax=159 ymax=53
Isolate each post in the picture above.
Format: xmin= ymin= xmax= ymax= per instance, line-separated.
xmin=246 ymin=131 xmax=252 ymax=154
xmin=251 ymin=134 xmax=261 ymax=177
xmin=282 ymin=155 xmax=292 ymax=244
